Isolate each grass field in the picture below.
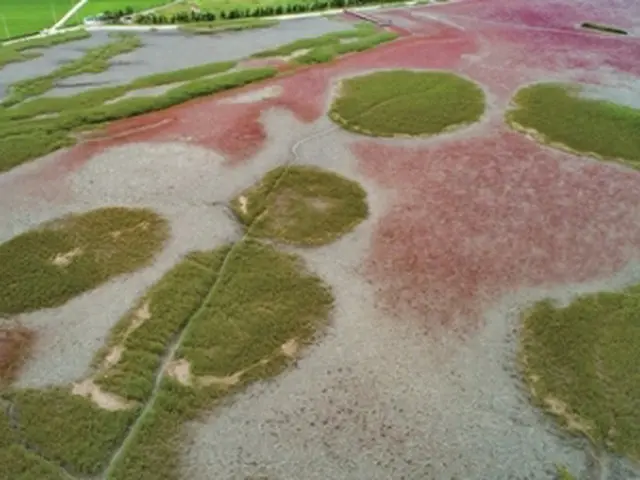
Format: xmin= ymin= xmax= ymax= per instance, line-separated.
xmin=0 ymin=207 xmax=168 ymax=315
xmin=329 ymin=70 xmax=486 ymax=137
xmin=0 ymin=0 xmax=85 ymax=40
xmin=231 ymin=165 xmax=369 ymax=246
xmin=520 ymin=286 xmax=640 ymax=461
xmin=507 ymin=83 xmax=640 ymax=169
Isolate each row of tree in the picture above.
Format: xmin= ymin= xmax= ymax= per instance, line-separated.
xmin=132 ymin=0 xmax=402 ymax=25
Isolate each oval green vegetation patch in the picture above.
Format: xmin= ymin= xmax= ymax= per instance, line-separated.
xmin=329 ymin=70 xmax=486 ymax=137
xmin=231 ymin=165 xmax=369 ymax=246
xmin=0 ymin=207 xmax=169 ymax=315
xmin=507 ymin=83 xmax=640 ymax=168
xmin=520 ymin=287 xmax=640 ymax=461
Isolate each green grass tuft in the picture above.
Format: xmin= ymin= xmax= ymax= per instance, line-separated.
xmin=6 ymin=388 xmax=138 ymax=475
xmin=507 ymin=83 xmax=640 ymax=168
xmin=330 ymin=70 xmax=485 ymax=137
xmin=0 ymin=207 xmax=169 ymax=316
xmin=556 ymin=465 xmax=578 ymax=480
xmin=520 ymin=285 xmax=640 ymax=461
xmin=231 ymin=165 xmax=369 ymax=246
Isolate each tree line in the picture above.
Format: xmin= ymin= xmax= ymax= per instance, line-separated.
xmin=122 ymin=0 xmax=403 ymax=25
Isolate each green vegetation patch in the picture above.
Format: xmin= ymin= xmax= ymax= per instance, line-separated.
xmin=0 ymin=409 xmax=68 ymax=480
xmin=231 ymin=165 xmax=369 ymax=246
xmin=0 ymin=207 xmax=169 ymax=316
xmin=94 ymin=248 xmax=230 ymax=402
xmin=128 ymin=60 xmax=236 ymax=89
xmin=6 ymin=388 xmax=138 ymax=475
xmin=178 ymin=18 xmax=278 ymax=34
xmin=251 ymin=23 xmax=397 ymax=65
xmin=0 ymin=66 xmax=276 ymax=173
xmin=107 ymin=239 xmax=334 ymax=480
xmin=330 ymin=70 xmax=485 ymax=137
xmin=507 ymin=83 xmax=640 ymax=168
xmin=0 ymin=326 xmax=35 ymax=384
xmin=556 ymin=465 xmax=578 ymax=480
xmin=520 ymin=286 xmax=640 ymax=461
xmin=0 ymin=60 xmax=237 ymax=122
xmin=0 ymin=30 xmax=90 ymax=68
xmin=580 ymin=22 xmax=628 ymax=35
xmin=2 ymin=33 xmax=142 ymax=106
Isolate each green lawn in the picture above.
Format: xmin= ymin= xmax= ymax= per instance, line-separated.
xmin=0 ymin=207 xmax=168 ymax=315
xmin=520 ymin=286 xmax=640 ymax=461
xmin=507 ymin=83 xmax=640 ymax=169
xmin=0 ymin=0 xmax=84 ymax=40
xmin=330 ymin=70 xmax=486 ymax=137
xmin=231 ymin=165 xmax=369 ymax=246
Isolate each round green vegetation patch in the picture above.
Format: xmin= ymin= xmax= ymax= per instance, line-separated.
xmin=329 ymin=70 xmax=486 ymax=137
xmin=231 ymin=165 xmax=368 ymax=246
xmin=507 ymin=83 xmax=640 ymax=168
xmin=520 ymin=287 xmax=640 ymax=460
xmin=0 ymin=207 xmax=169 ymax=315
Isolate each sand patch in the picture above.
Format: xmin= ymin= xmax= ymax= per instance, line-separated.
xmin=544 ymin=395 xmax=594 ymax=437
xmin=239 ymin=195 xmax=248 ymax=215
xmin=281 ymin=338 xmax=299 ymax=358
xmin=127 ymin=301 xmax=151 ymax=335
xmin=104 ymin=345 xmax=123 ymax=368
xmin=167 ymin=358 xmax=243 ymax=387
xmin=306 ymin=197 xmax=333 ymax=212
xmin=222 ymin=85 xmax=282 ymax=104
xmin=199 ymin=371 xmax=243 ymax=387
xmin=166 ymin=358 xmax=193 ymax=386
xmin=52 ymin=247 xmax=83 ymax=267
xmin=72 ymin=378 xmax=135 ymax=411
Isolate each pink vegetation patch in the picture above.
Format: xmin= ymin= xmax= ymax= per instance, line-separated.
xmin=355 ymin=129 xmax=640 ymax=328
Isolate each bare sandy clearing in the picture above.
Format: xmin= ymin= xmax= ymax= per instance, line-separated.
xmin=51 ymin=247 xmax=83 ymax=267
xmin=72 ymin=378 xmax=135 ymax=411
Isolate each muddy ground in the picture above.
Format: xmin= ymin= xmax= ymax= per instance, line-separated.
xmin=1 ymin=0 xmax=640 ymax=478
